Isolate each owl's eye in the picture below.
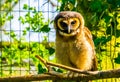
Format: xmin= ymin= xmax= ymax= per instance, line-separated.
xmin=71 ymin=20 xmax=76 ymax=25
xmin=60 ymin=21 xmax=67 ymax=27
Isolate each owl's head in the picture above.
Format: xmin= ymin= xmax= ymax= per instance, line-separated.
xmin=54 ymin=11 xmax=85 ymax=37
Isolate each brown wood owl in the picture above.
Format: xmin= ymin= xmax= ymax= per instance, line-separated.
xmin=54 ymin=11 xmax=97 ymax=81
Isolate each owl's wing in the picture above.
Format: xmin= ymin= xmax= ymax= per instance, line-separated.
xmin=84 ymin=27 xmax=98 ymax=71
xmin=84 ymin=27 xmax=94 ymax=49
xmin=92 ymin=55 xmax=98 ymax=71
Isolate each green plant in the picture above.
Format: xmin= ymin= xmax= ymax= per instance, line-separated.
xmin=1 ymin=4 xmax=55 ymax=76
xmin=19 ymin=4 xmax=50 ymax=33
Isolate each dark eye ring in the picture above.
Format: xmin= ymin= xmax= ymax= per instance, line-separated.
xmin=71 ymin=21 xmax=76 ymax=25
xmin=60 ymin=21 xmax=67 ymax=27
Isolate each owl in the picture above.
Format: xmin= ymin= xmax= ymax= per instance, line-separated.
xmin=54 ymin=11 xmax=97 ymax=81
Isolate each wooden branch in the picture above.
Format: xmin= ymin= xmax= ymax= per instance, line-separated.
xmin=0 ymin=74 xmax=55 ymax=82
xmin=35 ymin=55 xmax=98 ymax=75
xmin=0 ymin=69 xmax=120 ymax=82
xmin=0 ymin=55 xmax=120 ymax=82
xmin=34 ymin=55 xmax=120 ymax=81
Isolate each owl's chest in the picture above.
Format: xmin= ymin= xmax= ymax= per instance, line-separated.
xmin=56 ymin=40 xmax=83 ymax=55
xmin=55 ymin=38 xmax=93 ymax=68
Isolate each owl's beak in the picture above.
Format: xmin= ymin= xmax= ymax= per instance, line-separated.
xmin=68 ymin=26 xmax=71 ymax=33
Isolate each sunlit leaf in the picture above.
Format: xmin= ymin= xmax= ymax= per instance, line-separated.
xmin=7 ymin=15 xmax=14 ymax=20
xmin=23 ymin=4 xmax=28 ymax=10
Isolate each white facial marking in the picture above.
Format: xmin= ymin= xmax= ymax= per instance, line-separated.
xmin=59 ymin=29 xmax=80 ymax=36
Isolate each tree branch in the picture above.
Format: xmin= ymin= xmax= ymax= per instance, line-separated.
xmin=35 ymin=55 xmax=98 ymax=75
xmin=0 ymin=55 xmax=120 ymax=82
xmin=0 ymin=69 xmax=120 ymax=82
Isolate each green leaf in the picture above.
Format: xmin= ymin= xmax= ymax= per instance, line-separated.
xmin=51 ymin=67 xmax=57 ymax=71
xmin=104 ymin=15 xmax=111 ymax=24
xmin=115 ymin=42 xmax=120 ymax=47
xmin=29 ymin=7 xmax=35 ymax=10
xmin=18 ymin=44 xmax=26 ymax=50
xmin=48 ymin=47 xmax=55 ymax=55
xmin=57 ymin=68 xmax=63 ymax=73
xmin=22 ymin=30 xmax=27 ymax=35
xmin=116 ymin=1 xmax=120 ymax=8
xmin=23 ymin=4 xmax=28 ymax=10
xmin=90 ymin=1 xmax=102 ymax=12
xmin=116 ymin=30 xmax=120 ymax=38
xmin=40 ymin=25 xmax=50 ymax=33
xmin=14 ymin=0 xmax=18 ymax=3
xmin=94 ymin=36 xmax=111 ymax=46
xmin=7 ymin=15 xmax=14 ymax=20
xmin=94 ymin=38 xmax=101 ymax=46
xmin=10 ymin=31 xmax=16 ymax=38
xmin=107 ymin=0 xmax=114 ymax=4
xmin=114 ymin=53 xmax=120 ymax=64
xmin=19 ymin=16 xmax=25 ymax=24
xmin=26 ymin=27 xmax=30 ymax=31
xmin=38 ymin=63 xmax=46 ymax=74
xmin=38 ymin=63 xmax=42 ymax=74
xmin=32 ymin=43 xmax=38 ymax=48
xmin=7 ymin=0 xmax=12 ymax=2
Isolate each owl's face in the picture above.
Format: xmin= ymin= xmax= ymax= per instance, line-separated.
xmin=54 ymin=11 xmax=84 ymax=36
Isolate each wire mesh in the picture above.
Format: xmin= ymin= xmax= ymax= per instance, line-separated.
xmin=0 ymin=0 xmax=57 ymax=77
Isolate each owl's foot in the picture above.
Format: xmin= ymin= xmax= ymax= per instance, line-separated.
xmin=67 ymin=71 xmax=80 ymax=78
xmin=66 ymin=71 xmax=91 ymax=82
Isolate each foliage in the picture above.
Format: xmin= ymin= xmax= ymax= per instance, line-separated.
xmin=0 ymin=3 xmax=55 ymax=76
xmin=19 ymin=4 xmax=50 ymax=33
xmin=58 ymin=0 xmax=120 ymax=70
xmin=114 ymin=52 xmax=120 ymax=64
xmin=0 ymin=0 xmax=18 ymax=27
xmin=17 ymin=4 xmax=55 ymax=75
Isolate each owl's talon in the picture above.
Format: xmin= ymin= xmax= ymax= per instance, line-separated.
xmin=67 ymin=71 xmax=80 ymax=78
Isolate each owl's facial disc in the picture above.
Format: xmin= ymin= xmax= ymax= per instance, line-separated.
xmin=57 ymin=18 xmax=80 ymax=36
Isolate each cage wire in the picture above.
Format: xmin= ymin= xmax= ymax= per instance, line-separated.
xmin=0 ymin=0 xmax=57 ymax=76
xmin=0 ymin=0 xmax=120 ymax=82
